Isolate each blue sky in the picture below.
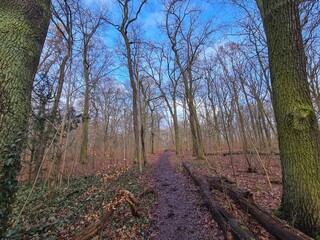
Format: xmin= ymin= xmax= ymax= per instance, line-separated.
xmin=81 ymin=0 xmax=245 ymax=85
xmin=84 ymin=0 xmax=242 ymax=43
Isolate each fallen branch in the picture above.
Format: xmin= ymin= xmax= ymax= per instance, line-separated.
xmin=207 ymin=176 xmax=313 ymax=240
xmin=183 ymin=161 xmax=255 ymax=240
xmin=72 ymin=190 xmax=139 ymax=240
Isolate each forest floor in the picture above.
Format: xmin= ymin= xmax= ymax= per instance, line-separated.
xmin=7 ymin=150 xmax=282 ymax=239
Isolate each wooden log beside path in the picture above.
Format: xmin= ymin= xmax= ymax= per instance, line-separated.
xmin=183 ymin=161 xmax=313 ymax=240
xmin=183 ymin=161 xmax=255 ymax=240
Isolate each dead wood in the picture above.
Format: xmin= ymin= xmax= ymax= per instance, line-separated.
xmin=182 ymin=161 xmax=255 ymax=240
xmin=205 ymin=151 xmax=279 ymax=156
xmin=270 ymin=180 xmax=282 ymax=185
xmin=207 ymin=176 xmax=313 ymax=240
xmin=72 ymin=190 xmax=139 ymax=240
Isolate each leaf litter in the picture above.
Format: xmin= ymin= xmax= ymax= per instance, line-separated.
xmin=7 ymin=150 xmax=282 ymax=239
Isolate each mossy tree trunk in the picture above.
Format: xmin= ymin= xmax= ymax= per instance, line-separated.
xmin=0 ymin=0 xmax=51 ymax=236
xmin=257 ymin=0 xmax=320 ymax=236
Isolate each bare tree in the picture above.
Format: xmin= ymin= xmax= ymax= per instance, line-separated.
xmin=164 ymin=0 xmax=214 ymax=159
xmin=76 ymin=2 xmax=104 ymax=164
xmin=142 ymin=43 xmax=182 ymax=154
xmin=105 ymin=0 xmax=147 ymax=170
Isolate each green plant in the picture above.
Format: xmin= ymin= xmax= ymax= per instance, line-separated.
xmin=273 ymin=209 xmax=285 ymax=220
xmin=255 ymin=185 xmax=264 ymax=191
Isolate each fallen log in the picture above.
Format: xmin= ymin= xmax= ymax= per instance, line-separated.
xmin=205 ymin=150 xmax=280 ymax=156
xmin=72 ymin=190 xmax=139 ymax=240
xmin=207 ymin=176 xmax=313 ymax=240
xmin=183 ymin=161 xmax=255 ymax=240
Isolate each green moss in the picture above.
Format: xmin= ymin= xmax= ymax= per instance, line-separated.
xmin=240 ymin=224 xmax=249 ymax=231
xmin=291 ymin=106 xmax=313 ymax=131
xmin=273 ymin=209 xmax=285 ymax=220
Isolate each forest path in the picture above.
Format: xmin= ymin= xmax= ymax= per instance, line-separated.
xmin=149 ymin=151 xmax=223 ymax=240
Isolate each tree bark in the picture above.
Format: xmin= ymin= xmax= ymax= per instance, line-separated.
xmin=257 ymin=0 xmax=320 ymax=236
xmin=0 ymin=0 xmax=51 ymax=236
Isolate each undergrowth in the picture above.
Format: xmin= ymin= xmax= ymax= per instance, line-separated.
xmin=6 ymin=166 xmax=155 ymax=239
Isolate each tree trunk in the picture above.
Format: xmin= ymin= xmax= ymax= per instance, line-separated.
xmin=233 ymin=82 xmax=251 ymax=170
xmin=122 ymin=33 xmax=141 ymax=165
xmin=52 ymin=52 xmax=70 ymax=118
xmin=161 ymin=88 xmax=180 ymax=155
xmin=140 ymin=109 xmax=147 ymax=167
xmin=256 ymin=96 xmax=271 ymax=148
xmin=173 ymin=98 xmax=181 ymax=155
xmin=0 ymin=0 xmax=51 ymax=236
xmin=179 ymin=67 xmax=204 ymax=159
xmin=207 ymin=84 xmax=221 ymax=150
xmin=80 ymin=46 xmax=90 ymax=164
xmin=150 ymin=109 xmax=155 ymax=154
xmin=257 ymin=0 xmax=320 ymax=236
xmin=186 ymin=69 xmax=205 ymax=160
xmin=239 ymin=76 xmax=260 ymax=147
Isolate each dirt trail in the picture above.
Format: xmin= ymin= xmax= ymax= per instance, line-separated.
xmin=150 ymin=151 xmax=223 ymax=240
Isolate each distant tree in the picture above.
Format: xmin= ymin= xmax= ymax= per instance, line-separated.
xmin=0 ymin=0 xmax=51 ymax=236
xmin=143 ymin=44 xmax=182 ymax=155
xmin=76 ymin=2 xmax=104 ymax=164
xmin=256 ymin=0 xmax=320 ymax=236
xmin=29 ymin=0 xmax=75 ymax=187
xmin=164 ymin=0 xmax=213 ymax=159
xmin=51 ymin=0 xmax=74 ymax=119
xmin=106 ymin=0 xmax=147 ymax=170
